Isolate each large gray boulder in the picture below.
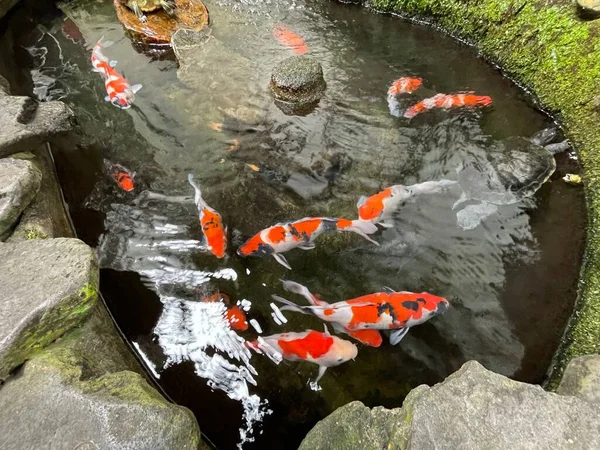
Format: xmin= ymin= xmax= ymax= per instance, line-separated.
xmin=0 ymin=96 xmax=75 ymax=158
xmin=0 ymin=238 xmax=98 ymax=379
xmin=300 ymin=360 xmax=600 ymax=450
xmin=0 ymin=304 xmax=204 ymax=450
xmin=0 ymin=157 xmax=42 ymax=240
xmin=558 ymin=355 xmax=600 ymax=405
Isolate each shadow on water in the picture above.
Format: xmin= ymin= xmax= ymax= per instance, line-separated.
xmin=0 ymin=0 xmax=587 ymax=448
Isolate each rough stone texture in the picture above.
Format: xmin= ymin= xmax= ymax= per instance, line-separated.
xmin=300 ymin=361 xmax=600 ymax=450
xmin=0 ymin=74 xmax=10 ymax=96
xmin=0 ymin=238 xmax=98 ymax=379
xmin=7 ymin=146 xmax=74 ymax=242
xmin=0 ymin=157 xmax=42 ymax=240
xmin=270 ymin=55 xmax=326 ymax=104
xmin=557 ymin=354 xmax=600 ymax=405
xmin=0 ymin=96 xmax=75 ymax=158
xmin=0 ymin=303 xmax=203 ymax=450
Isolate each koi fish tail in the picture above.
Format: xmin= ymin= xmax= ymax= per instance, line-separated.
xmin=245 ymin=337 xmax=283 ymax=364
xmin=97 ymin=36 xmax=114 ymax=48
xmin=280 ymin=280 xmax=322 ymax=306
xmin=348 ymin=220 xmax=380 ymax=246
xmin=187 ymin=173 xmax=206 ymax=209
xmin=473 ymin=96 xmax=492 ymax=107
xmin=271 ymin=295 xmax=312 ymax=315
xmin=411 ymin=179 xmax=458 ymax=196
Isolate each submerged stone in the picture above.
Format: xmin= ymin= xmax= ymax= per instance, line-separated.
xmin=0 ymin=157 xmax=42 ymax=240
xmin=0 ymin=96 xmax=74 ymax=158
xmin=558 ymin=355 xmax=600 ymax=405
xmin=0 ymin=238 xmax=98 ymax=379
xmin=270 ymin=56 xmax=326 ymax=105
xmin=300 ymin=361 xmax=600 ymax=450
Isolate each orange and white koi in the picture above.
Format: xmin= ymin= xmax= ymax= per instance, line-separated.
xmin=357 ymin=180 xmax=457 ymax=227
xmin=387 ymin=77 xmax=423 ymax=96
xmin=273 ymin=282 xmax=449 ymax=345
xmin=273 ymin=24 xmax=308 ymax=55
xmin=104 ymin=159 xmax=136 ymax=192
xmin=203 ymin=292 xmax=248 ymax=331
xmin=188 ymin=174 xmax=228 ymax=259
xmin=237 ymin=217 xmax=378 ymax=270
xmin=403 ymin=93 xmax=492 ymax=119
xmin=103 ymin=64 xmax=142 ymax=110
xmin=280 ymin=280 xmax=383 ymax=347
xmin=91 ymin=38 xmax=116 ymax=77
xmin=246 ymin=329 xmax=357 ymax=388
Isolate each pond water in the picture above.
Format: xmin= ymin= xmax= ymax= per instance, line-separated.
xmin=0 ymin=0 xmax=587 ymax=448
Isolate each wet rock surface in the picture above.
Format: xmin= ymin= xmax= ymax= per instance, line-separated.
xmin=300 ymin=361 xmax=600 ymax=450
xmin=577 ymin=0 xmax=600 ymax=18
xmin=0 ymin=157 xmax=42 ymax=240
xmin=270 ymin=55 xmax=326 ymax=104
xmin=0 ymin=96 xmax=75 ymax=158
xmin=0 ymin=304 xmax=204 ymax=450
xmin=558 ymin=355 xmax=600 ymax=405
xmin=0 ymin=238 xmax=97 ymax=379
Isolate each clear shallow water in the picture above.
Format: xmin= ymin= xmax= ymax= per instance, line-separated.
xmin=0 ymin=0 xmax=586 ymax=448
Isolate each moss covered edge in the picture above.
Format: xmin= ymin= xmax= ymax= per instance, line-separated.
xmin=359 ymin=0 xmax=600 ymax=387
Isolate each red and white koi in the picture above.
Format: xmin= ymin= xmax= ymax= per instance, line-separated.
xmin=357 ymin=180 xmax=457 ymax=227
xmin=246 ymin=329 xmax=357 ymax=389
xmin=387 ymin=77 xmax=423 ymax=96
xmin=237 ymin=217 xmax=379 ymax=270
xmin=188 ymin=174 xmax=228 ymax=259
xmin=403 ymin=92 xmax=492 ymax=119
xmin=91 ymin=38 xmax=116 ymax=77
xmin=103 ymin=64 xmax=142 ymax=110
xmin=104 ymin=159 xmax=136 ymax=192
xmin=273 ymin=281 xmax=449 ymax=345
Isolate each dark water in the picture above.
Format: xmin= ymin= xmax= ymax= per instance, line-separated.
xmin=0 ymin=0 xmax=587 ymax=448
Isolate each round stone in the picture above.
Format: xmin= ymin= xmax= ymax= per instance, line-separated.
xmin=577 ymin=0 xmax=600 ymax=18
xmin=269 ymin=56 xmax=326 ymax=104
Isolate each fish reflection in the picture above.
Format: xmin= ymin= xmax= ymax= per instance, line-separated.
xmin=202 ymin=292 xmax=249 ymax=331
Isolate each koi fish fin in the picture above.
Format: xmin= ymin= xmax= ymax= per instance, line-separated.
xmin=452 ymin=192 xmax=468 ymax=210
xmin=187 ymin=173 xmax=206 ymax=209
xmin=323 ymin=324 xmax=331 ymax=335
xmin=131 ymin=84 xmax=143 ymax=94
xmin=309 ymin=366 xmax=327 ymax=391
xmin=382 ymin=286 xmax=396 ymax=294
xmin=331 ymin=322 xmax=346 ymax=335
xmin=348 ymin=220 xmax=379 ymax=246
xmin=356 ymin=195 xmax=367 ymax=208
xmin=379 ymin=221 xmax=394 ymax=228
xmin=271 ymin=295 xmax=310 ymax=315
xmin=280 ymin=280 xmax=319 ymax=305
xmin=109 ymin=60 xmax=118 ymax=67
xmin=104 ymin=95 xmax=110 ymax=102
xmin=273 ymin=253 xmax=292 ymax=270
xmin=390 ymin=327 xmax=409 ymax=345
xmin=298 ymin=242 xmax=316 ymax=250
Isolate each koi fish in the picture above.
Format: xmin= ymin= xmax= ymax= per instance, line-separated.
xmin=103 ymin=64 xmax=142 ymax=109
xmin=273 ymin=282 xmax=449 ymax=345
xmin=188 ymin=174 xmax=227 ymax=259
xmin=91 ymin=38 xmax=117 ymax=77
xmin=203 ymin=292 xmax=248 ymax=331
xmin=357 ymin=180 xmax=457 ymax=227
xmin=273 ymin=24 xmax=308 ymax=55
xmin=104 ymin=159 xmax=136 ymax=192
xmin=62 ymin=18 xmax=84 ymax=44
xmin=388 ymin=77 xmax=423 ymax=96
xmin=237 ymin=217 xmax=379 ymax=270
xmin=281 ymin=280 xmax=382 ymax=347
xmin=403 ymin=93 xmax=492 ymax=119
xmin=246 ymin=329 xmax=357 ymax=388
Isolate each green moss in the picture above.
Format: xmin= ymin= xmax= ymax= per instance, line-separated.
xmin=25 ymin=228 xmax=48 ymax=240
xmin=82 ymin=370 xmax=169 ymax=408
xmin=363 ymin=0 xmax=600 ymax=388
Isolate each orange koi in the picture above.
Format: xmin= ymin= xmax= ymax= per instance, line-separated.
xmin=104 ymin=159 xmax=136 ymax=192
xmin=388 ymin=77 xmax=423 ymax=96
xmin=237 ymin=217 xmax=378 ymax=270
xmin=203 ymin=292 xmax=248 ymax=331
xmin=103 ymin=65 xmax=142 ymax=110
xmin=273 ymin=24 xmax=308 ymax=55
xmin=273 ymin=281 xmax=449 ymax=345
xmin=404 ymin=92 xmax=492 ymax=118
xmin=246 ymin=329 xmax=357 ymax=387
xmin=188 ymin=174 xmax=228 ymax=259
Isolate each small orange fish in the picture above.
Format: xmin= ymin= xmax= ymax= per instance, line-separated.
xmin=404 ymin=92 xmax=492 ymax=118
xmin=227 ymin=139 xmax=240 ymax=151
xmin=388 ymin=77 xmax=423 ymax=96
xmin=188 ymin=174 xmax=228 ymax=258
xmin=209 ymin=122 xmax=223 ymax=132
xmin=104 ymin=159 xmax=136 ymax=192
xmin=273 ymin=24 xmax=308 ymax=55
xmin=246 ymin=163 xmax=260 ymax=172
xmin=202 ymin=292 xmax=248 ymax=331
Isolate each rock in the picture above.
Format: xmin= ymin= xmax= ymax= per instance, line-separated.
xmin=300 ymin=361 xmax=600 ymax=450
xmin=6 ymin=146 xmax=74 ymax=242
xmin=557 ymin=355 xmax=600 ymax=405
xmin=0 ymin=0 xmax=18 ymax=21
xmin=0 ymin=96 xmax=75 ymax=158
xmin=114 ymin=0 xmax=209 ymax=47
xmin=270 ymin=56 xmax=326 ymax=105
xmin=577 ymin=0 xmax=600 ymax=18
xmin=0 ymin=74 xmax=10 ymax=95
xmin=0 ymin=157 xmax=42 ymax=240
xmin=0 ymin=307 xmax=203 ymax=450
xmin=0 ymin=238 xmax=98 ymax=379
